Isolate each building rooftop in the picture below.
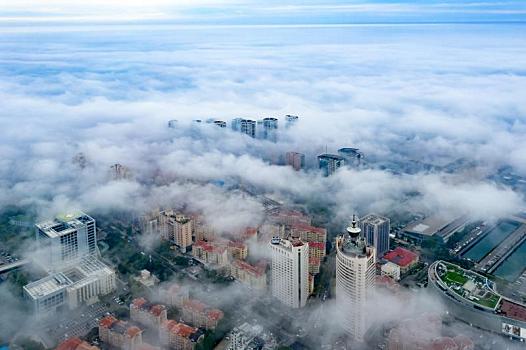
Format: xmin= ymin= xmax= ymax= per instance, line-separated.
xmin=317 ymin=153 xmax=345 ymax=161
xmin=36 ymin=212 xmax=93 ymax=238
xmin=24 ymin=272 xmax=73 ymax=299
xmin=194 ymin=240 xmax=226 ymax=254
xmin=499 ymin=300 xmax=526 ymax=322
xmin=55 ymin=338 xmax=99 ymax=350
xmin=404 ymin=216 xmax=452 ymax=236
xmin=99 ymin=315 xmax=118 ymax=328
xmin=360 ymin=213 xmax=389 ymax=225
xmin=162 ymin=320 xmax=199 ymax=338
xmin=291 ymin=223 xmax=326 ymax=235
xmin=232 ymin=259 xmax=266 ymax=277
xmin=339 ymin=236 xmax=371 ymax=257
xmin=383 ymin=247 xmax=419 ymax=267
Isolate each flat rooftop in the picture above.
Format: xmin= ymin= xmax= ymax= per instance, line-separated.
xmin=360 ymin=213 xmax=389 ymax=226
xmin=24 ymin=272 xmax=73 ymax=299
xmin=404 ymin=216 xmax=453 ymax=236
xmin=36 ymin=212 xmax=94 ymax=238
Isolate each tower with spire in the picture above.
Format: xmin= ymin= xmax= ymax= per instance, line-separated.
xmin=335 ymin=214 xmax=376 ymax=343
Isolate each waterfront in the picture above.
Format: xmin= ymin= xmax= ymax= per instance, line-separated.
xmin=463 ymin=220 xmax=521 ymax=263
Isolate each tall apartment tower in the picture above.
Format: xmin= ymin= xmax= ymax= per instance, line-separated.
xmin=285 ymin=115 xmax=299 ymax=128
xmin=231 ymin=118 xmax=256 ymax=138
xmin=36 ymin=212 xmax=97 ymax=269
xmin=285 ymin=152 xmax=305 ymax=171
xmin=359 ymin=214 xmax=390 ymax=257
xmin=261 ymin=117 xmax=278 ymax=142
xmin=269 ymin=237 xmax=309 ymax=308
xmin=317 ymin=154 xmax=345 ymax=176
xmin=338 ymin=147 xmax=363 ymax=167
xmin=159 ymin=211 xmax=193 ymax=252
xmin=336 ymin=216 xmax=376 ymax=342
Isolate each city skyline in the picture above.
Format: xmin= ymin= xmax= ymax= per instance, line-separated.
xmin=0 ymin=1 xmax=526 ymax=349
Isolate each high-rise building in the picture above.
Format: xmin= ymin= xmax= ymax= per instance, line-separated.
xmin=317 ymin=154 xmax=345 ymax=176
xmin=36 ymin=212 xmax=97 ymax=269
xmin=359 ymin=214 xmax=390 ymax=257
xmin=261 ymin=117 xmax=278 ymax=142
xmin=110 ymin=163 xmax=132 ymax=180
xmin=231 ymin=118 xmax=256 ymax=138
xmin=338 ymin=147 xmax=363 ymax=167
xmin=336 ymin=216 xmax=376 ymax=342
xmin=285 ymin=152 xmax=305 ymax=171
xmin=269 ymin=237 xmax=309 ymax=308
xmin=285 ymin=115 xmax=299 ymax=128
xmin=214 ymin=120 xmax=227 ymax=128
xmin=167 ymin=120 xmax=178 ymax=128
xmin=159 ymin=211 xmax=193 ymax=252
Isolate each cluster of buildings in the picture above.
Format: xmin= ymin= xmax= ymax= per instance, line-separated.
xmin=317 ymin=147 xmax=363 ymax=176
xmin=168 ymin=114 xmax=299 ymax=142
xmin=23 ymin=212 xmax=116 ymax=316
xmin=96 ymin=289 xmax=222 ymax=350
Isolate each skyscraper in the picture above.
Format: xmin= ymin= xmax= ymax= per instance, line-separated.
xmin=338 ymin=147 xmax=363 ymax=167
xmin=285 ymin=152 xmax=305 ymax=171
xmin=269 ymin=237 xmax=309 ymax=308
xmin=261 ymin=117 xmax=278 ymax=142
xmin=231 ymin=118 xmax=256 ymax=138
xmin=336 ymin=216 xmax=376 ymax=342
xmin=359 ymin=214 xmax=390 ymax=257
xmin=36 ymin=212 xmax=97 ymax=269
xmin=317 ymin=154 xmax=345 ymax=176
xmin=285 ymin=115 xmax=299 ymax=128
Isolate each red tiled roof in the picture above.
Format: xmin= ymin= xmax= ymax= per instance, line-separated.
xmin=194 ymin=240 xmax=226 ymax=253
xmin=228 ymin=240 xmax=247 ymax=249
xmin=99 ymin=315 xmax=117 ymax=328
xmin=127 ymin=326 xmax=142 ymax=338
xmin=207 ymin=309 xmax=224 ymax=321
xmin=291 ymin=223 xmax=326 ymax=235
xmin=242 ymin=227 xmax=257 ymax=238
xmin=383 ymin=247 xmax=418 ymax=267
xmin=150 ymin=304 xmax=166 ymax=317
xmin=132 ymin=297 xmax=147 ymax=308
xmin=233 ymin=259 xmax=266 ymax=276
xmin=500 ymin=300 xmax=526 ymax=322
xmin=56 ymin=337 xmax=82 ymax=350
xmin=163 ymin=320 xmax=196 ymax=338
xmin=183 ymin=299 xmax=207 ymax=312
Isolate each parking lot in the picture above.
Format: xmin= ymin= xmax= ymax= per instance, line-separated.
xmin=36 ymin=302 xmax=110 ymax=347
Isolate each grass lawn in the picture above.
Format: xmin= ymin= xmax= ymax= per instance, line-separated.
xmin=444 ymin=270 xmax=468 ymax=286
xmin=477 ymin=294 xmax=500 ymax=309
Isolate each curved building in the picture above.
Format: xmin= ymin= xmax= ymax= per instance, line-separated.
xmin=428 ymin=261 xmax=526 ymax=342
xmin=336 ymin=216 xmax=376 ymax=342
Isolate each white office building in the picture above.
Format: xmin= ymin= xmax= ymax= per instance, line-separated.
xmin=336 ymin=216 xmax=376 ymax=342
xmin=26 ymin=212 xmax=116 ymax=316
xmin=36 ymin=212 xmax=97 ymax=269
xmin=359 ymin=214 xmax=390 ymax=257
xmin=24 ymin=256 xmax=116 ymax=315
xmin=269 ymin=237 xmax=309 ymax=308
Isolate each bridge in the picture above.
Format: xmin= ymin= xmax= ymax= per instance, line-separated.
xmin=0 ymin=259 xmax=30 ymax=273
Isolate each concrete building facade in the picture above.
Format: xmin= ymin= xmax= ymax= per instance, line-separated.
xmin=336 ymin=216 xmax=376 ymax=342
xmin=269 ymin=237 xmax=309 ymax=308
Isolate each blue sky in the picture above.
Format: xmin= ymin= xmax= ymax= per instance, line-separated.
xmin=1 ymin=0 xmax=526 ymax=25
